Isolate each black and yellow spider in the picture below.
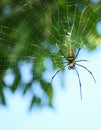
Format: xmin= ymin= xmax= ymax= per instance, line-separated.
xmin=51 ymin=43 xmax=96 ymax=99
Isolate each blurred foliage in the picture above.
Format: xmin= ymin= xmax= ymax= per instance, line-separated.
xmin=0 ymin=0 xmax=101 ymax=109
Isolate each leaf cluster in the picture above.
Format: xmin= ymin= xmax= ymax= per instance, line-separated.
xmin=0 ymin=0 xmax=100 ymax=109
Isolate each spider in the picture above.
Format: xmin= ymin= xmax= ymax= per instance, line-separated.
xmin=51 ymin=43 xmax=96 ymax=99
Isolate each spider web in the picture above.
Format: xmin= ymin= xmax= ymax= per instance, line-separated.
xmin=0 ymin=0 xmax=101 ymax=108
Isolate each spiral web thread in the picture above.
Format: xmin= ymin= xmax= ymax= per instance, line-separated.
xmin=0 ymin=0 xmax=101 ymax=107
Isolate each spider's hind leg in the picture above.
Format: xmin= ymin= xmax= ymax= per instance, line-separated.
xmin=75 ymin=68 xmax=82 ymax=99
xmin=75 ymin=63 xmax=96 ymax=83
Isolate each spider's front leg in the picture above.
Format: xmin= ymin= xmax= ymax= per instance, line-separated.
xmin=75 ymin=47 xmax=82 ymax=59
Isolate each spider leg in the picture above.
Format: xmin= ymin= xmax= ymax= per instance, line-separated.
xmin=51 ymin=69 xmax=61 ymax=84
xmin=75 ymin=68 xmax=82 ymax=100
xmin=75 ymin=63 xmax=96 ymax=83
xmin=75 ymin=59 xmax=89 ymax=62
xmin=55 ymin=61 xmax=68 ymax=64
xmin=75 ymin=47 xmax=82 ymax=59
xmin=51 ymin=64 xmax=68 ymax=84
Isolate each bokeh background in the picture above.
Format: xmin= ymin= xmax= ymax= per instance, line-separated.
xmin=0 ymin=0 xmax=101 ymax=129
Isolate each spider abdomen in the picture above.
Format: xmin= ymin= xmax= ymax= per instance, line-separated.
xmin=67 ymin=56 xmax=75 ymax=61
xmin=67 ymin=44 xmax=75 ymax=58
